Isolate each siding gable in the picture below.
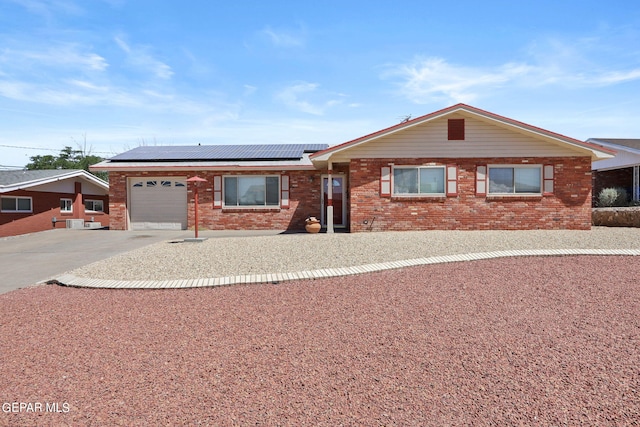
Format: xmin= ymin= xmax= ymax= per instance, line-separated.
xmin=330 ymin=114 xmax=580 ymax=161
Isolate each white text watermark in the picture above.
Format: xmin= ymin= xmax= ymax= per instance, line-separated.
xmin=2 ymin=402 xmax=70 ymax=413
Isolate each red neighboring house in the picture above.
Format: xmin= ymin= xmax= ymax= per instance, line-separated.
xmin=0 ymin=169 xmax=110 ymax=237
xmin=92 ymin=104 xmax=614 ymax=232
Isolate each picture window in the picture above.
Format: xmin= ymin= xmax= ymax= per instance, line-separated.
xmin=223 ymin=176 xmax=279 ymax=207
xmin=393 ymin=166 xmax=445 ymax=195
xmin=488 ymin=166 xmax=541 ymax=194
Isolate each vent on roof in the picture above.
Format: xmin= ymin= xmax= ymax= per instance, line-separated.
xmin=448 ymin=119 xmax=465 ymax=141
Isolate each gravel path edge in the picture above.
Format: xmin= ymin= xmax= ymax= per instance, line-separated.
xmin=52 ymin=248 xmax=640 ymax=289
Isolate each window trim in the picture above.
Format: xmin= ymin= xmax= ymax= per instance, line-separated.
xmin=487 ymin=164 xmax=543 ymax=196
xmin=222 ymin=175 xmax=281 ymax=208
xmin=1 ymin=196 xmax=33 ymax=213
xmin=392 ymin=165 xmax=447 ymax=197
xmin=84 ymin=199 xmax=104 ymax=212
xmin=60 ymin=198 xmax=73 ymax=213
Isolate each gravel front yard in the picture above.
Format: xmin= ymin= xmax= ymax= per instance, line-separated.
xmin=70 ymin=227 xmax=640 ymax=281
xmin=2 ymin=255 xmax=639 ymax=425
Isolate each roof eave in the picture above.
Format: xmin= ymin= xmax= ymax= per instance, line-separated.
xmin=311 ymin=103 xmax=617 ymax=162
xmin=91 ymin=163 xmax=319 ymax=172
xmin=588 ymin=139 xmax=640 ymax=156
xmin=0 ymin=170 xmax=108 ymax=193
xmin=466 ymin=111 xmax=616 ymax=160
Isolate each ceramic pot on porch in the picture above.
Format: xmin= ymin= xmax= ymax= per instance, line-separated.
xmin=305 ymin=216 xmax=321 ymax=233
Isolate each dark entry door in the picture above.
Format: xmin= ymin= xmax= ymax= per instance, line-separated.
xmin=322 ymin=176 xmax=344 ymax=227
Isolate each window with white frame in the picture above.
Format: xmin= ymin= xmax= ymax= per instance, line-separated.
xmin=488 ymin=165 xmax=542 ymax=194
xmin=393 ymin=166 xmax=445 ymax=195
xmin=84 ymin=199 xmax=104 ymax=212
xmin=223 ymin=176 xmax=279 ymax=207
xmin=60 ymin=198 xmax=72 ymax=213
xmin=1 ymin=196 xmax=32 ymax=213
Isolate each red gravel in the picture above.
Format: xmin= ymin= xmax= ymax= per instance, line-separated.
xmin=1 ymin=256 xmax=639 ymax=426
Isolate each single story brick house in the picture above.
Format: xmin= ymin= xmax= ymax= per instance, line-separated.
xmin=0 ymin=169 xmax=110 ymax=237
xmin=92 ymin=104 xmax=614 ymax=232
xmin=589 ymin=138 xmax=640 ymax=204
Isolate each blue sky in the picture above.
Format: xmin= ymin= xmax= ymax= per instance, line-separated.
xmin=1 ymin=0 xmax=640 ymax=168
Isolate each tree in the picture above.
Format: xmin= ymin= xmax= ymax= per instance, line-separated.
xmin=26 ymin=145 xmax=108 ymax=182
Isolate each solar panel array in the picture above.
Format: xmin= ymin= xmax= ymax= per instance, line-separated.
xmin=110 ymin=144 xmax=329 ymax=162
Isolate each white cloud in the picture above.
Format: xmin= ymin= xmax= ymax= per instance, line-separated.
xmin=385 ymin=58 xmax=517 ymax=104
xmin=0 ymin=81 xmax=30 ymax=101
xmin=67 ymin=79 xmax=109 ymax=92
xmin=276 ymin=82 xmax=322 ymax=114
xmin=243 ymin=84 xmax=257 ymax=96
xmin=275 ymin=82 xmax=345 ymax=115
xmin=9 ymin=0 xmax=84 ymax=19
xmin=0 ymin=38 xmax=219 ymax=117
xmin=0 ymin=76 xmax=223 ymax=117
xmin=0 ymin=44 xmax=108 ymax=72
xmin=114 ymin=35 xmax=174 ymax=80
xmin=585 ymin=69 xmax=640 ymax=85
xmin=384 ymin=37 xmax=640 ymax=104
xmin=261 ymin=26 xmax=305 ymax=48
xmin=182 ymin=49 xmax=213 ymax=77
xmin=0 ymin=79 xmax=137 ymax=106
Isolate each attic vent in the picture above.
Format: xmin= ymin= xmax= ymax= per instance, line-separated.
xmin=448 ymin=119 xmax=465 ymax=140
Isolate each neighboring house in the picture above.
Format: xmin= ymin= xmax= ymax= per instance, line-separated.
xmin=92 ymin=104 xmax=614 ymax=232
xmin=0 ymin=169 xmax=110 ymax=237
xmin=589 ymin=139 xmax=640 ymax=204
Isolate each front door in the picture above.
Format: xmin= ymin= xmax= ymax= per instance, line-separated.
xmin=321 ymin=175 xmax=345 ymax=227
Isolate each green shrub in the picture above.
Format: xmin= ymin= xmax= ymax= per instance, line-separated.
xmin=597 ymin=187 xmax=629 ymax=207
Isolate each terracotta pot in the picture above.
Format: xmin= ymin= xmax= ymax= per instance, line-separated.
xmin=305 ymin=221 xmax=321 ymax=233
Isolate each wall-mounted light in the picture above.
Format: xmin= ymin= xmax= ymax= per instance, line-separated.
xmin=51 ymin=217 xmax=57 ymax=228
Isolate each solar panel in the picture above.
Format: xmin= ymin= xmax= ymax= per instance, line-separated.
xmin=109 ymin=144 xmax=328 ymax=162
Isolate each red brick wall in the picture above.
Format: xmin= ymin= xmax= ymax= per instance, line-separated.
xmin=107 ymin=172 xmax=128 ymax=230
xmin=0 ymin=189 xmax=110 ymax=237
xmin=108 ymin=157 xmax=592 ymax=232
xmin=107 ymin=170 xmax=322 ymax=231
xmin=349 ymin=157 xmax=593 ymax=231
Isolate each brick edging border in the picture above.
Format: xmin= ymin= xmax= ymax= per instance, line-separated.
xmin=47 ymin=249 xmax=640 ymax=290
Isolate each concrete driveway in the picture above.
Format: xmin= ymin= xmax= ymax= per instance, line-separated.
xmin=0 ymin=228 xmax=283 ymax=294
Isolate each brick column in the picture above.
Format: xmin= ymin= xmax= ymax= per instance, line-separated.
xmin=73 ymin=182 xmax=83 ymax=219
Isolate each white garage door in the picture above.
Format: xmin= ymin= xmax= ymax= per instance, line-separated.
xmin=129 ymin=178 xmax=187 ymax=230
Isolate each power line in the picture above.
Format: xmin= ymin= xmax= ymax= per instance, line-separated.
xmin=0 ymin=144 xmax=113 ymax=155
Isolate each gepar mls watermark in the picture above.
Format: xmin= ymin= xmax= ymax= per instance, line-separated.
xmin=2 ymin=402 xmax=70 ymax=413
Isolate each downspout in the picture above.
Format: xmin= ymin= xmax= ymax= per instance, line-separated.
xmin=634 ymin=165 xmax=639 ymax=202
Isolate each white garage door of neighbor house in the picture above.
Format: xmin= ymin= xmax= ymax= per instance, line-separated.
xmin=129 ymin=178 xmax=187 ymax=230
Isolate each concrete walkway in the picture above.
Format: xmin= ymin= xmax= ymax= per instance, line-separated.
xmin=0 ymin=229 xmax=281 ymax=294
xmin=53 ymin=248 xmax=640 ymax=290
